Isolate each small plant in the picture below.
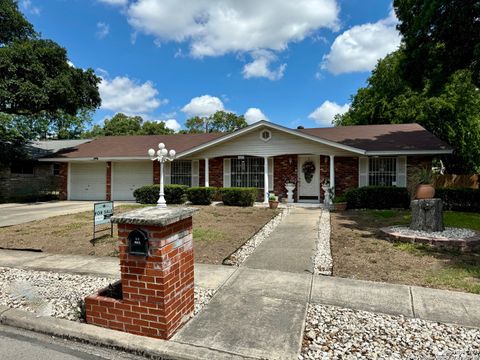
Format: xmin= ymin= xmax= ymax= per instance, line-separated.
xmin=411 ymin=167 xmax=436 ymax=185
xmin=269 ymin=193 xmax=278 ymax=202
xmin=283 ymin=173 xmax=297 ymax=185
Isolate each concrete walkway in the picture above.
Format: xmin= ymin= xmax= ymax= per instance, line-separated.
xmin=174 ymin=208 xmax=321 ymax=359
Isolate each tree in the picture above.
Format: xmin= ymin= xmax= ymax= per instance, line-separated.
xmin=0 ymin=0 xmax=36 ymax=45
xmin=336 ymin=51 xmax=480 ymax=173
xmin=82 ymin=113 xmax=173 ymax=137
xmin=184 ymin=111 xmax=248 ymax=133
xmin=393 ymin=0 xmax=480 ymax=90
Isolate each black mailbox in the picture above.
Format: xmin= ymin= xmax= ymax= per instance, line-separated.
xmin=128 ymin=229 xmax=149 ymax=256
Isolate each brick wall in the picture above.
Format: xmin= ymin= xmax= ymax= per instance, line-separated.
xmin=208 ymin=157 xmax=224 ymax=188
xmin=320 ymin=156 xmax=358 ymax=198
xmin=106 ymin=162 xmax=112 ymax=201
xmin=59 ymin=163 xmax=68 ymax=200
xmin=153 ymin=161 xmax=160 ymax=184
xmin=85 ymin=217 xmax=194 ymax=339
xmin=199 ymin=160 xmax=205 ymax=186
xmin=273 ymin=155 xmax=297 ymax=201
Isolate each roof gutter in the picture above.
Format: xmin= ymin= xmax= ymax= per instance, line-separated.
xmin=366 ymin=149 xmax=454 ymax=156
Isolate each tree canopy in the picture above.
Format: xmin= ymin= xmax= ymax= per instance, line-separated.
xmin=335 ymin=1 xmax=480 ymax=174
xmin=82 ymin=113 xmax=174 ymax=138
xmin=183 ymin=111 xmax=248 ymax=133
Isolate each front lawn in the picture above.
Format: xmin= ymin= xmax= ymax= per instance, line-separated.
xmin=331 ymin=210 xmax=480 ymax=294
xmin=0 ymin=205 xmax=277 ymax=265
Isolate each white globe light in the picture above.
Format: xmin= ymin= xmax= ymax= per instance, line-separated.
xmin=158 ymin=143 xmax=165 ymax=150
xmin=148 ymin=148 xmax=155 ymax=157
xmin=161 ymin=148 xmax=168 ymax=156
xmin=169 ymin=149 xmax=176 ymax=157
xmin=157 ymin=149 xmax=162 ymax=156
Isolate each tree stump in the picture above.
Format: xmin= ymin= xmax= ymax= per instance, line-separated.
xmin=410 ymin=198 xmax=444 ymax=232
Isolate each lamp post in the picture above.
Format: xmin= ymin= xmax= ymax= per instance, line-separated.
xmin=148 ymin=143 xmax=176 ymax=208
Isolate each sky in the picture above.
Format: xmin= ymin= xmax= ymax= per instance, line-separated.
xmin=20 ymin=0 xmax=401 ymax=132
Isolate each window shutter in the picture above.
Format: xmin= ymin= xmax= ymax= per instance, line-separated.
xmin=164 ymin=161 xmax=171 ymax=185
xmin=191 ymin=160 xmax=199 ymax=187
xmin=223 ymin=158 xmax=231 ymax=188
xmin=358 ymin=157 xmax=368 ymax=187
xmin=268 ymin=158 xmax=274 ymax=191
xmin=396 ymin=156 xmax=407 ymax=187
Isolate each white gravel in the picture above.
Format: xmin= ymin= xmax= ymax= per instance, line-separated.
xmin=301 ymin=304 xmax=480 ymax=360
xmin=223 ymin=208 xmax=289 ymax=266
xmin=313 ymin=210 xmax=333 ymax=276
xmin=0 ymin=267 xmax=214 ymax=321
xmin=389 ymin=226 xmax=475 ymax=240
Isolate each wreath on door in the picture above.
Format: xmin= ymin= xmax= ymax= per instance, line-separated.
xmin=302 ymin=160 xmax=316 ymax=183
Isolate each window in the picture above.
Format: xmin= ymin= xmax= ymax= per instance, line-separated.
xmin=369 ymin=157 xmax=397 ymax=186
xmin=231 ymin=157 xmax=264 ymax=188
xmin=53 ymin=163 xmax=61 ymax=176
xmin=259 ymin=129 xmax=271 ymax=142
xmin=10 ymin=162 xmax=34 ymax=175
xmin=171 ymin=160 xmax=192 ymax=186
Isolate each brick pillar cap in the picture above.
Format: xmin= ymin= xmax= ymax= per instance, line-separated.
xmin=111 ymin=206 xmax=198 ymax=226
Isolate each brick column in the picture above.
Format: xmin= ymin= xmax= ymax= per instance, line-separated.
xmin=106 ymin=162 xmax=112 ymax=201
xmin=85 ymin=207 xmax=197 ymax=339
xmin=59 ymin=163 xmax=68 ymax=200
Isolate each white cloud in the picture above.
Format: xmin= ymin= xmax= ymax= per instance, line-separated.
xmin=21 ymin=0 xmax=41 ymax=15
xmin=242 ymin=50 xmax=286 ymax=80
xmin=96 ymin=22 xmax=110 ymax=39
xmin=244 ymin=108 xmax=269 ymax=124
xmin=181 ymin=95 xmax=224 ymax=118
xmin=127 ymin=0 xmax=339 ymax=57
xmin=322 ymin=10 xmax=401 ymax=74
xmin=308 ymin=101 xmax=350 ymax=126
xmin=163 ymin=119 xmax=181 ymax=132
xmin=98 ymin=0 xmax=128 ymax=6
xmin=99 ymin=76 xmax=167 ymax=114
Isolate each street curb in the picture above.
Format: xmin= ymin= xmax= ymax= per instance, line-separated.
xmin=0 ymin=307 xmax=254 ymax=360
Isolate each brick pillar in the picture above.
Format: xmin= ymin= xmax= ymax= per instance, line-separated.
xmin=106 ymin=162 xmax=112 ymax=201
xmin=85 ymin=207 xmax=197 ymax=339
xmin=59 ymin=163 xmax=68 ymax=200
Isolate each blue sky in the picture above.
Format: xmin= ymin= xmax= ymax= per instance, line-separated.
xmin=21 ymin=0 xmax=400 ymax=131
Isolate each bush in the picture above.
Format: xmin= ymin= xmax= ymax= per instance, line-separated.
xmin=133 ymin=184 xmax=188 ymax=204
xmin=436 ymin=188 xmax=480 ymax=212
xmin=186 ymin=187 xmax=216 ymax=205
xmin=345 ymin=186 xmax=410 ymax=209
xmin=333 ymin=194 xmax=347 ymax=203
xmin=221 ymin=187 xmax=257 ymax=207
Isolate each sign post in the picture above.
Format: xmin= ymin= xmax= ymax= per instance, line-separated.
xmin=93 ymin=201 xmax=114 ymax=239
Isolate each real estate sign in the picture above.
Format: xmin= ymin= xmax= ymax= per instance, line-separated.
xmin=93 ymin=201 xmax=114 ymax=238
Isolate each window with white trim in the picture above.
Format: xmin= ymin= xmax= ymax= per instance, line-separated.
xmin=231 ymin=157 xmax=264 ymax=188
xmin=369 ymin=157 xmax=397 ymax=186
xmin=171 ymin=160 xmax=192 ymax=186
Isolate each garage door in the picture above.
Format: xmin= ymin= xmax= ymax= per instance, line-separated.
xmin=70 ymin=162 xmax=106 ymax=200
xmin=112 ymin=162 xmax=153 ymax=201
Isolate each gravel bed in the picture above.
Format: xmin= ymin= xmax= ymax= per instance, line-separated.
xmin=389 ymin=226 xmax=475 ymax=240
xmin=223 ymin=208 xmax=289 ymax=266
xmin=0 ymin=267 xmax=214 ymax=321
xmin=313 ymin=210 xmax=333 ymax=275
xmin=301 ymin=304 xmax=480 ymax=360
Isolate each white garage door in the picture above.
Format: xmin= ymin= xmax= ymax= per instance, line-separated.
xmin=70 ymin=162 xmax=106 ymax=200
xmin=112 ymin=162 xmax=153 ymax=201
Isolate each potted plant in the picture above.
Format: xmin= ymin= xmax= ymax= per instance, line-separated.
xmin=411 ymin=167 xmax=436 ymax=199
xmin=268 ymin=193 xmax=279 ymax=209
xmin=283 ymin=174 xmax=297 ymax=204
xmin=333 ymin=194 xmax=347 ymax=211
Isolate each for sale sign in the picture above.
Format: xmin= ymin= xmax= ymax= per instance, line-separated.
xmin=94 ymin=201 xmax=114 ymax=225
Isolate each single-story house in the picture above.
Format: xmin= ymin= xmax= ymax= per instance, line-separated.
xmin=1 ymin=139 xmax=90 ymax=201
xmin=40 ymin=121 xmax=452 ymax=203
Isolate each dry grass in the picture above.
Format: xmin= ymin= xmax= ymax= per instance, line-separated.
xmin=0 ymin=205 xmax=277 ymax=265
xmin=331 ymin=210 xmax=480 ymax=294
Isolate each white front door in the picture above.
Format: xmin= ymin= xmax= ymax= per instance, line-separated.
xmin=112 ymin=161 xmax=153 ymax=201
xmin=298 ymin=155 xmax=320 ymax=202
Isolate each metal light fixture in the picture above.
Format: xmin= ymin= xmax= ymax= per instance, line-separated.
xmin=148 ymin=143 xmax=176 ymax=207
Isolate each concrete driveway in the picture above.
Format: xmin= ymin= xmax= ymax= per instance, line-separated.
xmin=0 ymin=201 xmax=98 ymax=227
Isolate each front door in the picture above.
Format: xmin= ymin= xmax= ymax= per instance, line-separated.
xmin=298 ymin=155 xmax=320 ymax=202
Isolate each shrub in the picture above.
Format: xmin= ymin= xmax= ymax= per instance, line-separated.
xmin=221 ymin=187 xmax=257 ymax=207
xmin=333 ymin=194 xmax=347 ymax=203
xmin=133 ymin=184 xmax=188 ymax=204
xmin=436 ymin=188 xmax=480 ymax=212
xmin=186 ymin=187 xmax=216 ymax=205
xmin=345 ymin=186 xmax=410 ymax=209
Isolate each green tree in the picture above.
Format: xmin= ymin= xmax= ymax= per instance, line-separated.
xmin=184 ymin=111 xmax=248 ymax=133
xmin=82 ymin=113 xmax=174 ymax=137
xmin=393 ymin=0 xmax=480 ymax=90
xmin=0 ymin=0 xmax=36 ymax=45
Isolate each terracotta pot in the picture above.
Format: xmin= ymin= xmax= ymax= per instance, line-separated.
xmin=335 ymin=202 xmax=347 ymax=211
xmin=415 ymin=184 xmax=435 ymax=199
xmin=269 ymin=200 xmax=279 ymax=209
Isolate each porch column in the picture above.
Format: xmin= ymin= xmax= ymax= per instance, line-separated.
xmin=205 ymin=158 xmax=209 ymax=187
xmin=264 ymin=156 xmax=269 ymax=204
xmin=329 ymin=155 xmax=335 ymax=198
